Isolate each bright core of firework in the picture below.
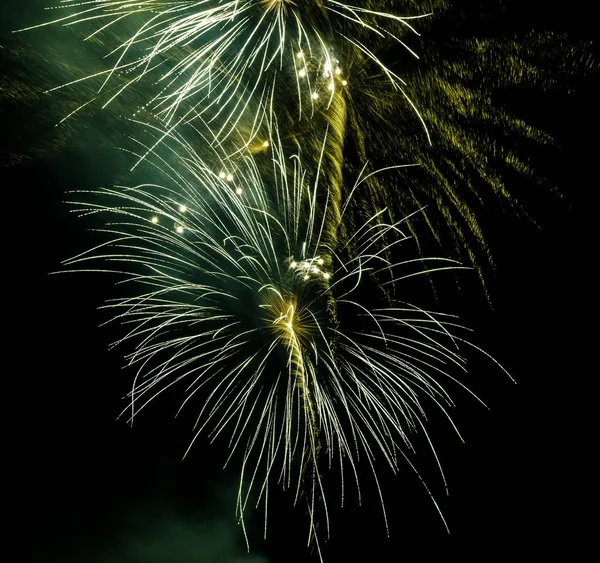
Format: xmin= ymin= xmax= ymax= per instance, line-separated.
xmin=289 ymin=256 xmax=330 ymax=281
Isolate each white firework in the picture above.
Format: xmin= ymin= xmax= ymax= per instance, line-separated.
xmin=61 ymin=120 xmax=504 ymax=556
xmin=18 ymin=0 xmax=430 ymax=145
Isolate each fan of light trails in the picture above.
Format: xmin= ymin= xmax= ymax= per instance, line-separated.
xmin=61 ymin=120 xmax=504 ymax=554
xmin=18 ymin=0 xmax=430 ymax=145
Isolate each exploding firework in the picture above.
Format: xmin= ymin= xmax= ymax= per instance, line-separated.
xmin=18 ymin=0 xmax=429 ymax=147
xmin=61 ymin=120 xmax=506 ymax=554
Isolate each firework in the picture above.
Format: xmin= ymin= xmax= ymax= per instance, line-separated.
xmin=17 ymin=0 xmax=430 ymax=148
xmin=61 ymin=120 xmax=505 ymax=554
xmin=13 ymin=1 xmax=586 ymax=559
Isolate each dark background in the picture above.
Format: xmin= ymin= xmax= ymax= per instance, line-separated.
xmin=2 ymin=2 xmax=595 ymax=561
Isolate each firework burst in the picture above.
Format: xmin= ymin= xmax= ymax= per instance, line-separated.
xmin=17 ymin=0 xmax=431 ymax=148
xmin=60 ymin=120 xmax=506 ymax=554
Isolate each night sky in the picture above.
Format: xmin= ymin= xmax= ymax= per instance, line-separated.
xmin=2 ymin=2 xmax=595 ymax=562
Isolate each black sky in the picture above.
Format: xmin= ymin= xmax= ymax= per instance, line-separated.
xmin=2 ymin=2 xmax=595 ymax=562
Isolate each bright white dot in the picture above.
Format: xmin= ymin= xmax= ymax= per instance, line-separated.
xmin=179 ymin=204 xmax=187 ymax=213
xmin=335 ymin=67 xmax=341 ymax=75
xmin=303 ymin=275 xmax=309 ymax=280
xmin=263 ymin=140 xmax=269 ymax=147
xmin=323 ymin=273 xmax=330 ymax=280
xmin=286 ymin=322 xmax=292 ymax=329
xmin=342 ymin=79 xmax=348 ymax=86
xmin=226 ymin=174 xmax=234 ymax=182
xmin=176 ymin=225 xmax=184 ymax=234
xmin=317 ymin=258 xmax=324 ymax=265
xmin=327 ymin=83 xmax=334 ymax=91
xmin=297 ymin=51 xmax=304 ymax=59
xmin=324 ymin=62 xmax=332 ymax=72
xmin=311 ymin=92 xmax=319 ymax=99
xmin=299 ymin=68 xmax=306 ymax=77
xmin=236 ymin=187 xmax=243 ymax=195
xmin=151 ymin=216 xmax=159 ymax=224
xmin=290 ymin=261 xmax=297 ymax=268
xmin=219 ymin=171 xmax=226 ymax=178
